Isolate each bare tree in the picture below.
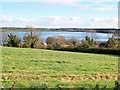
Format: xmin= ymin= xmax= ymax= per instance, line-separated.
xmin=23 ymin=26 xmax=42 ymax=48
xmin=66 ymin=37 xmax=80 ymax=48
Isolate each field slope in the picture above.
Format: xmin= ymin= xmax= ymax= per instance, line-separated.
xmin=1 ymin=46 xmax=118 ymax=88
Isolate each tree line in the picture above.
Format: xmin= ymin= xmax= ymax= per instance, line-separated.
xmin=1 ymin=31 xmax=120 ymax=51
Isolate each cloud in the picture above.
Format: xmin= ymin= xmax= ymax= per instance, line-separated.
xmin=42 ymin=1 xmax=117 ymax=11
xmin=41 ymin=16 xmax=63 ymax=25
xmin=1 ymin=15 xmax=35 ymax=27
xmin=96 ymin=6 xmax=117 ymax=11
xmin=1 ymin=15 xmax=118 ymax=28
xmin=39 ymin=17 xmax=118 ymax=28
xmin=90 ymin=17 xmax=118 ymax=28
xmin=16 ymin=18 xmax=33 ymax=23
xmin=69 ymin=17 xmax=82 ymax=24
xmin=91 ymin=17 xmax=118 ymax=23
xmin=112 ymin=18 xmax=118 ymax=22
xmin=43 ymin=0 xmax=77 ymax=6
xmin=1 ymin=15 xmax=13 ymax=23
xmin=1 ymin=15 xmax=33 ymax=23
xmin=43 ymin=1 xmax=95 ymax=10
xmin=41 ymin=16 xmax=82 ymax=27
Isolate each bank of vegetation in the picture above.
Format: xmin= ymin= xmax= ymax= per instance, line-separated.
xmin=1 ymin=29 xmax=120 ymax=55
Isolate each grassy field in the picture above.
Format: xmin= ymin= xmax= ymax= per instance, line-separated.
xmin=1 ymin=46 xmax=118 ymax=88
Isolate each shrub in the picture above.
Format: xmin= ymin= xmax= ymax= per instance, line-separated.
xmin=36 ymin=44 xmax=46 ymax=49
xmin=59 ymin=47 xmax=120 ymax=55
xmin=47 ymin=44 xmax=55 ymax=50
xmin=107 ymin=36 xmax=117 ymax=49
xmin=80 ymin=36 xmax=95 ymax=49
xmin=46 ymin=35 xmax=66 ymax=49
xmin=66 ymin=37 xmax=80 ymax=48
xmin=114 ymin=80 xmax=120 ymax=90
xmin=7 ymin=33 xmax=21 ymax=47
xmin=23 ymin=32 xmax=42 ymax=48
xmin=46 ymin=37 xmax=56 ymax=45
xmin=80 ymin=40 xmax=91 ymax=49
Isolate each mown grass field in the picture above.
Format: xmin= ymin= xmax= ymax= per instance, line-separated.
xmin=1 ymin=46 xmax=118 ymax=88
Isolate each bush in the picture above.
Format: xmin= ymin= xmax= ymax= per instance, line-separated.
xmin=107 ymin=36 xmax=118 ymax=49
xmin=80 ymin=36 xmax=95 ymax=49
xmin=80 ymin=40 xmax=91 ymax=49
xmin=23 ymin=32 xmax=42 ymax=48
xmin=66 ymin=37 xmax=80 ymax=48
xmin=59 ymin=47 xmax=120 ymax=55
xmin=46 ymin=35 xmax=66 ymax=49
xmin=36 ymin=44 xmax=46 ymax=49
xmin=47 ymin=44 xmax=55 ymax=50
xmin=7 ymin=33 xmax=21 ymax=47
xmin=114 ymin=80 xmax=120 ymax=90
xmin=46 ymin=37 xmax=56 ymax=45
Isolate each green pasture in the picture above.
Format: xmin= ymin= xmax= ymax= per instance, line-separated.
xmin=1 ymin=46 xmax=118 ymax=88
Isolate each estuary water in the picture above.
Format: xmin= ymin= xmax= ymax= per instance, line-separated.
xmin=2 ymin=32 xmax=113 ymax=44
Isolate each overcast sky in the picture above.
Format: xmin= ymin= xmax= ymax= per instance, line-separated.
xmin=1 ymin=0 xmax=119 ymax=28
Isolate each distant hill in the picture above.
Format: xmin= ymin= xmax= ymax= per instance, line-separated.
xmin=1 ymin=27 xmax=119 ymax=34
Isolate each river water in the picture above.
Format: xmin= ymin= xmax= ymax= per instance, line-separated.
xmin=2 ymin=32 xmax=113 ymax=44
